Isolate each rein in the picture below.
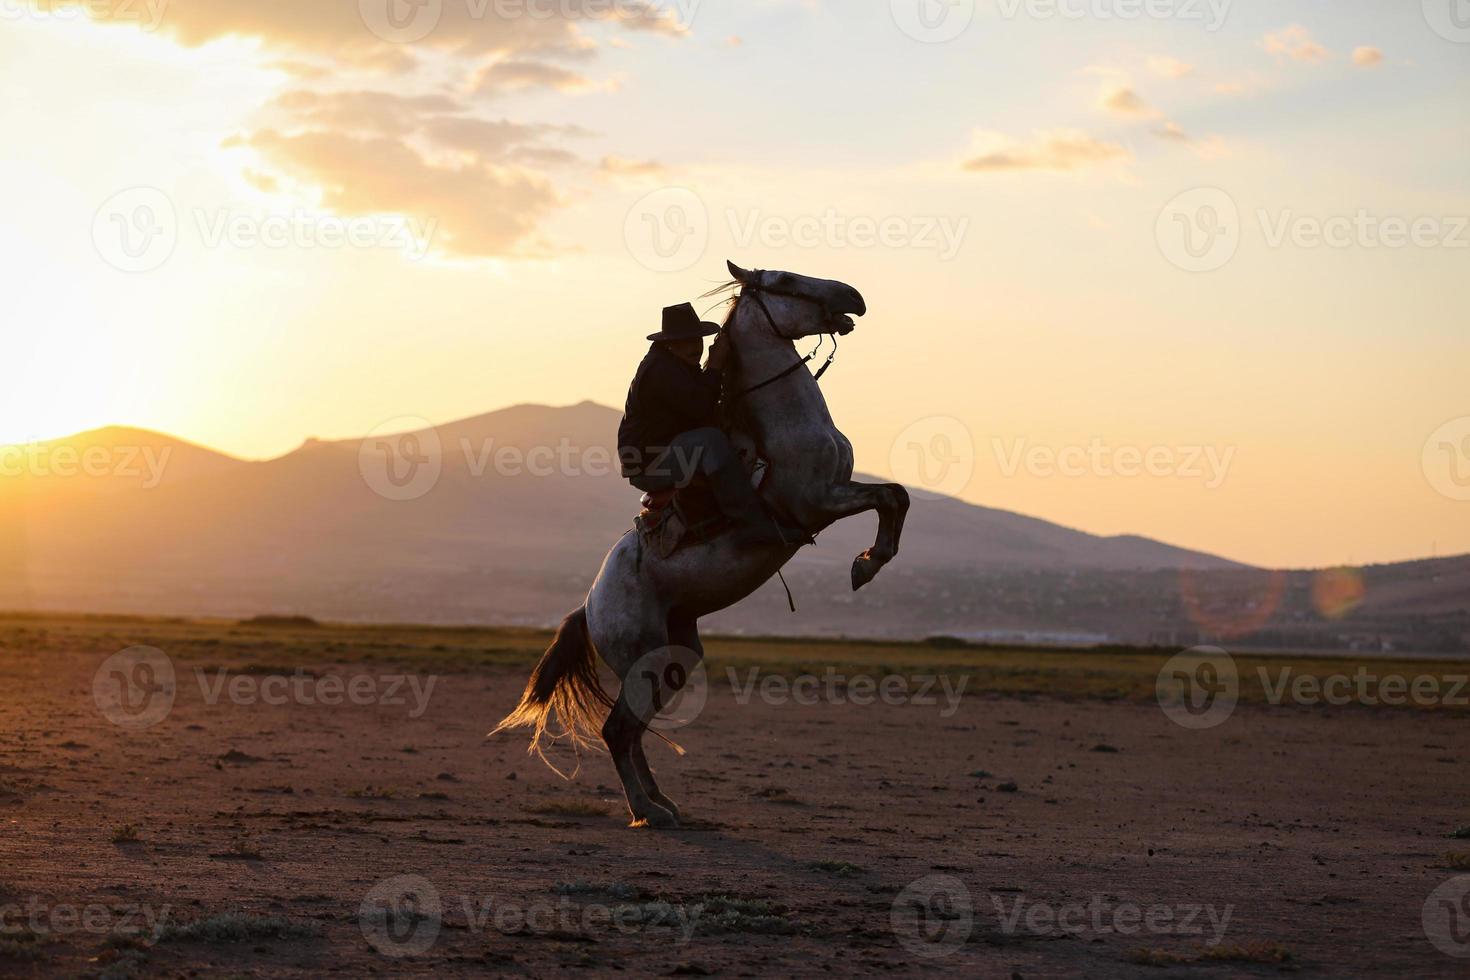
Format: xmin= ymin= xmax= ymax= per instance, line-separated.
xmin=729 ymin=288 xmax=840 ymax=398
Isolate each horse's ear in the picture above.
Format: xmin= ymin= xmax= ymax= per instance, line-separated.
xmin=727 ymin=260 xmax=753 ymax=283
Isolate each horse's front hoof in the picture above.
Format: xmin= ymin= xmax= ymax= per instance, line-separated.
xmin=851 ymin=554 xmax=880 ymax=591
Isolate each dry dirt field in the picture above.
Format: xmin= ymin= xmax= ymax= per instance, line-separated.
xmin=1 ymin=614 xmax=1467 ymax=978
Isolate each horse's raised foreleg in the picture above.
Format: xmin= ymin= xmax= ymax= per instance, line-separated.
xmin=808 ymin=481 xmax=910 ymax=591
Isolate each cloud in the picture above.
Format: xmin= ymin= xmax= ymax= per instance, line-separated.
xmin=1212 ymin=73 xmax=1273 ymax=98
xmin=39 ymin=0 xmax=692 ymax=260
xmin=1262 ymin=25 xmax=1330 ymax=63
xmin=1147 ymin=56 xmax=1194 ymax=80
xmin=1155 ymin=121 xmax=1190 ymax=142
xmin=421 ymin=116 xmax=588 ymax=166
xmin=1152 ymin=122 xmax=1230 ymax=160
xmin=1100 ymin=85 xmax=1162 ymax=119
xmin=1353 ymin=46 xmax=1385 ymax=69
xmin=238 ymin=128 xmax=559 ymax=257
xmin=473 ymin=59 xmax=603 ymax=96
xmin=228 ymin=90 xmax=596 ymax=256
xmin=598 ymin=156 xmax=666 ymax=177
xmin=269 ymin=90 xmax=461 ymax=134
xmin=242 ymin=169 xmax=280 ymax=194
xmin=963 ymin=130 xmax=1132 ymax=174
xmin=58 ymin=0 xmax=687 ymax=63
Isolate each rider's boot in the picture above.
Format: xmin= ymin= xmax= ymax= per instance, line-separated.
xmin=707 ymin=463 xmax=811 ymax=547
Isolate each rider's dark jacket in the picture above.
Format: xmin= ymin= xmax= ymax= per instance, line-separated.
xmin=618 ymin=343 xmax=723 ymax=480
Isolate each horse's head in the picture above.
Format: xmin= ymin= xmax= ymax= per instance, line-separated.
xmin=726 ymin=261 xmax=866 ymax=341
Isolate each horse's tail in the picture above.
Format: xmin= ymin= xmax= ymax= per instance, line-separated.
xmin=489 ymin=607 xmax=613 ymax=777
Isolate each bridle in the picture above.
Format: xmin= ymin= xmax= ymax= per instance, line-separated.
xmin=728 ymin=285 xmax=841 ymax=399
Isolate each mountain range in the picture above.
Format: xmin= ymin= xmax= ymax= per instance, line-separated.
xmin=2 ymin=403 xmax=1465 ymax=652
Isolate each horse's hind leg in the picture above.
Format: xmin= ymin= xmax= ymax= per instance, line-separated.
xmin=592 ymin=606 xmax=680 ymax=829
xmin=603 ymin=692 xmax=679 ymax=829
xmin=631 ymin=742 xmax=678 ymax=821
xmin=627 ymin=613 xmax=704 ymax=820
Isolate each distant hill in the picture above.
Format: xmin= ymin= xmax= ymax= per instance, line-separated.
xmin=0 ymin=426 xmax=241 ymax=494
xmin=0 ymin=404 xmax=1464 ymax=652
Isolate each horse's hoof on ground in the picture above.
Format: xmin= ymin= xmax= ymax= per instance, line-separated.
xmin=630 ymin=805 xmax=680 ymax=830
xmin=851 ymin=554 xmax=879 ymax=591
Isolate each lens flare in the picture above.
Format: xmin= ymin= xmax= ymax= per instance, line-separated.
xmin=1177 ymin=568 xmax=1287 ymax=639
xmin=1311 ymin=567 xmax=1366 ymax=620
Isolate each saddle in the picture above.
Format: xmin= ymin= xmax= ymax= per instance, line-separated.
xmin=634 ymin=456 xmax=769 ymax=560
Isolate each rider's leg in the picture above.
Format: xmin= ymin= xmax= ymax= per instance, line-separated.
xmin=665 ymin=428 xmax=807 ymax=546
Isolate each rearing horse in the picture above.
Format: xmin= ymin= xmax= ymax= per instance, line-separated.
xmin=493 ymin=262 xmax=910 ymax=827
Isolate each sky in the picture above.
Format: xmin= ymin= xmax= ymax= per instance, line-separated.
xmin=1 ymin=0 xmax=1467 ymax=569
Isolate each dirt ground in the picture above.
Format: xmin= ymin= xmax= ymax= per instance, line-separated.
xmin=0 ymin=616 xmax=1467 ymax=978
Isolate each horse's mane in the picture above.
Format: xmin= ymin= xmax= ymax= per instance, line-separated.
xmin=699 ymin=279 xmax=747 ymax=429
xmin=699 ymin=279 xmax=743 ymax=326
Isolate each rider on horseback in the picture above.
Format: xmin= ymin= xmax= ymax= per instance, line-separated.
xmin=617 ymin=302 xmax=803 ymax=546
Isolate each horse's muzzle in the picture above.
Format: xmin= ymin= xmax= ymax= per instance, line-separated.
xmin=829 ymin=313 xmax=857 ymax=335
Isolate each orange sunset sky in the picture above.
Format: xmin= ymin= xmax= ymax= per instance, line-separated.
xmin=2 ymin=1 xmax=1468 ymax=569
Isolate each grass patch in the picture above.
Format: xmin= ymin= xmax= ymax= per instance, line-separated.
xmin=1444 ymin=852 xmax=1470 ymax=870
xmin=210 ymin=837 xmax=264 ymax=860
xmin=1125 ymin=948 xmax=1195 ymax=966
xmin=347 ymin=786 xmax=399 ymax=800
xmin=104 ymin=933 xmax=150 ymax=951
xmin=1201 ymin=941 xmax=1293 ymax=964
xmin=0 ymin=926 xmax=58 ymax=960
xmin=111 ymin=823 xmax=140 ymax=843
xmin=9 ymin=612 xmax=1467 ymax=712
xmin=1126 ymin=941 xmax=1293 ymax=967
xmin=554 ymin=881 xmax=644 ymax=900
xmin=690 ymin=895 xmax=792 ymax=935
xmin=0 ymin=941 xmax=45 ymax=961
xmin=808 ymin=860 xmax=863 ymax=877
xmin=1450 ymin=827 xmax=1470 ymax=840
xmin=527 ymin=800 xmax=609 ymax=818
xmin=239 ymin=615 xmax=319 ymax=628
xmin=153 ymin=913 xmax=320 ymax=944
xmin=96 ymin=949 xmax=149 ymax=980
xmin=602 ymin=895 xmax=794 ymax=937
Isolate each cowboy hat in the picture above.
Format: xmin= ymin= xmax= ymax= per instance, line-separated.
xmin=647 ymin=302 xmax=721 ymax=343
